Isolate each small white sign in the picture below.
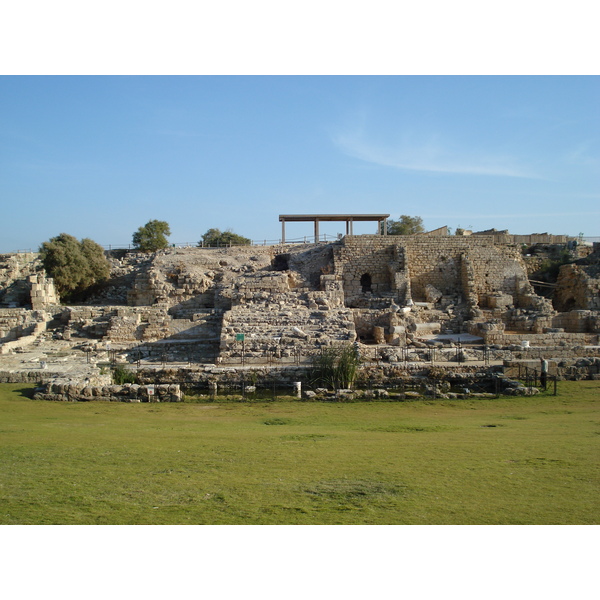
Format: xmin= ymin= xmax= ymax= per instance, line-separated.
xmin=147 ymin=385 xmax=155 ymax=396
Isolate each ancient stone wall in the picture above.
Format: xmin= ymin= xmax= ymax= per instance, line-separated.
xmin=0 ymin=253 xmax=41 ymax=307
xmin=333 ymin=238 xmax=396 ymax=303
xmin=334 ymin=235 xmax=532 ymax=307
xmin=482 ymin=331 xmax=597 ymax=346
xmin=0 ymin=308 xmax=47 ymax=346
xmin=555 ymin=264 xmax=600 ymax=311
xmin=35 ymin=382 xmax=182 ymax=402
xmin=29 ymin=274 xmax=59 ymax=309
xmin=550 ymin=310 xmax=600 ymax=333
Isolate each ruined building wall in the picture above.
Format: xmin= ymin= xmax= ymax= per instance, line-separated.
xmin=0 ymin=253 xmax=42 ymax=307
xmin=29 ymin=274 xmax=59 ymax=310
xmin=334 ymin=235 xmax=532 ymax=307
xmin=554 ymin=264 xmax=600 ymax=312
xmin=0 ymin=309 xmax=47 ymax=345
xmin=333 ymin=238 xmax=397 ymax=303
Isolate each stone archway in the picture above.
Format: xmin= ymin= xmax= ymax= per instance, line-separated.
xmin=360 ymin=273 xmax=372 ymax=293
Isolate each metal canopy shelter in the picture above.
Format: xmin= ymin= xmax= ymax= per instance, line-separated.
xmin=279 ymin=214 xmax=390 ymax=243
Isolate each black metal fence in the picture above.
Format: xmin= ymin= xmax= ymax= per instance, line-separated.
xmin=514 ymin=364 xmax=557 ymax=395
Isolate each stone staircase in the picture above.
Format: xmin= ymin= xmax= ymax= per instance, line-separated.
xmin=220 ymin=299 xmax=356 ymax=359
xmin=102 ymin=306 xmax=222 ymax=363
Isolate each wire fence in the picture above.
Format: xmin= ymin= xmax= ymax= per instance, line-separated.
xmin=105 ymin=234 xmax=600 ymax=251
xmin=119 ymin=343 xmax=498 ymax=369
xmin=5 ymin=235 xmax=598 ymax=255
xmin=514 ymin=364 xmax=558 ymax=395
xmin=99 ymin=234 xmax=343 ymax=251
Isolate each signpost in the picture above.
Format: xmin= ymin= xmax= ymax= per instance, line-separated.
xmin=236 ymin=333 xmax=245 ymax=365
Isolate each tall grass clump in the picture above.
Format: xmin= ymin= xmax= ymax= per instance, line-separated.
xmin=112 ymin=365 xmax=137 ymax=384
xmin=310 ymin=344 xmax=361 ymax=389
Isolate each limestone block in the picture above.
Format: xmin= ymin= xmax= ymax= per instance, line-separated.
xmin=373 ymin=326 xmax=386 ymax=344
xmin=414 ymin=322 xmax=442 ymax=335
xmin=425 ymin=285 xmax=443 ymax=304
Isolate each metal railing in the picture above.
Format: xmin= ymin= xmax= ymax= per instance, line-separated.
xmin=514 ymin=364 xmax=557 ymax=395
xmin=5 ymin=234 xmax=598 ymax=256
xmin=100 ymin=234 xmax=342 ymax=251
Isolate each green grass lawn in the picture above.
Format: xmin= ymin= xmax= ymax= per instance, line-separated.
xmin=1 ymin=382 xmax=598 ymax=524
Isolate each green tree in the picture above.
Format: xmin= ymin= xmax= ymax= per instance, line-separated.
xmin=199 ymin=228 xmax=251 ymax=247
xmin=39 ymin=233 xmax=110 ymax=301
xmin=383 ymin=215 xmax=425 ymax=235
xmin=132 ymin=220 xmax=171 ymax=252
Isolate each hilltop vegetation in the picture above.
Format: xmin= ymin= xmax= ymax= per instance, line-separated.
xmin=39 ymin=233 xmax=110 ymax=302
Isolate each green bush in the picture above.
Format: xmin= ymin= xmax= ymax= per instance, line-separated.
xmin=199 ymin=228 xmax=251 ymax=247
xmin=537 ymin=248 xmax=573 ymax=282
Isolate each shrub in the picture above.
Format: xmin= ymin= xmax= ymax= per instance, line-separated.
xmin=199 ymin=228 xmax=251 ymax=247
xmin=112 ymin=365 xmax=137 ymax=384
xmin=310 ymin=344 xmax=361 ymax=389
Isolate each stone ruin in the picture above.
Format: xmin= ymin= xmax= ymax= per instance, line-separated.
xmin=1 ymin=233 xmax=599 ymax=400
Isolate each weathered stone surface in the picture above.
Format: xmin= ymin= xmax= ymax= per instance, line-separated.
xmin=1 ymin=239 xmax=599 ymax=391
xmin=425 ymin=285 xmax=443 ymax=304
xmin=34 ymin=381 xmax=182 ymax=403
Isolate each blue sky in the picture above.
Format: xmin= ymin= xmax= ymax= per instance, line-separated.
xmin=1 ymin=75 xmax=598 ymax=252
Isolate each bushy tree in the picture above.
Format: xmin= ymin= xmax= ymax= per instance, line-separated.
xmin=39 ymin=233 xmax=110 ymax=301
xmin=199 ymin=228 xmax=251 ymax=247
xmin=383 ymin=215 xmax=425 ymax=235
xmin=132 ymin=220 xmax=171 ymax=252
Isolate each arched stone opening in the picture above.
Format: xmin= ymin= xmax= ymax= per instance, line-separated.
xmin=563 ymin=297 xmax=578 ymax=311
xmin=360 ymin=273 xmax=372 ymax=293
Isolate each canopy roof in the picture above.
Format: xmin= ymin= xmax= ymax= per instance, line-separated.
xmin=278 ymin=214 xmax=390 ymax=243
xmin=279 ymin=214 xmax=389 ymax=222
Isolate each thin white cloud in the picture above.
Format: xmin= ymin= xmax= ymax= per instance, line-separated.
xmin=565 ymin=142 xmax=599 ymax=168
xmin=332 ymin=129 xmax=540 ymax=179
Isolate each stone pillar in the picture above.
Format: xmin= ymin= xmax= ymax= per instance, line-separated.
xmin=29 ymin=274 xmax=59 ymax=310
xmin=281 ymin=219 xmax=286 ymax=244
xmin=314 ymin=219 xmax=320 ymax=243
xmin=394 ymin=269 xmax=412 ymax=304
